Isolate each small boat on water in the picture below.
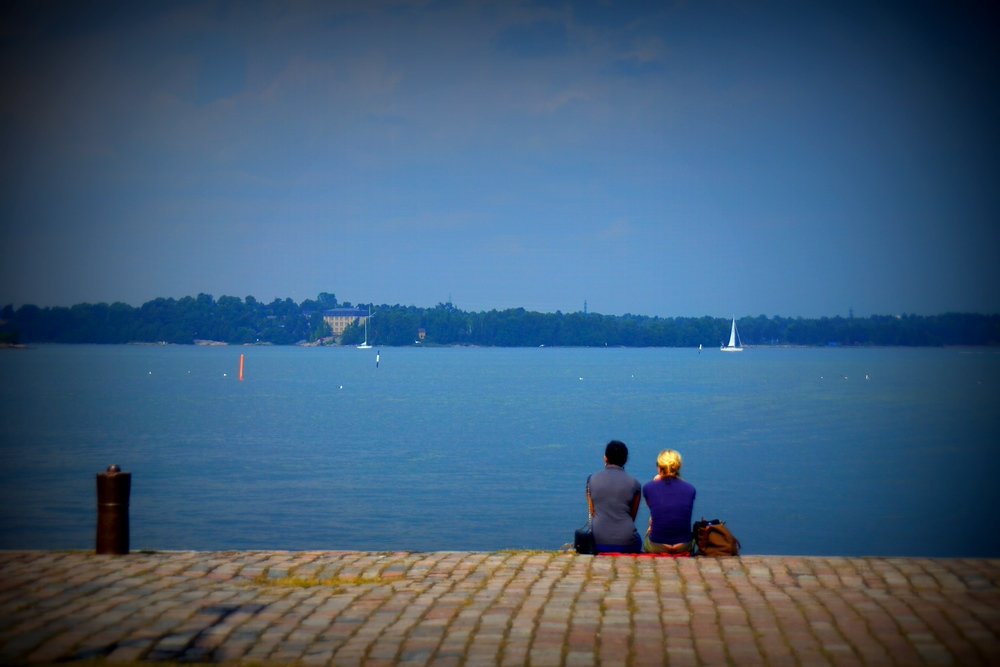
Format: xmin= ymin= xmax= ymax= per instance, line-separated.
xmin=720 ymin=317 xmax=743 ymax=352
xmin=357 ymin=309 xmax=373 ymax=349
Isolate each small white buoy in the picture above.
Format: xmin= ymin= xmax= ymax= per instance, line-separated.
xmin=223 ymin=373 xmax=227 ymax=377
xmin=339 ymin=385 xmax=344 ymax=390
xmin=148 ymin=371 xmax=152 ymax=375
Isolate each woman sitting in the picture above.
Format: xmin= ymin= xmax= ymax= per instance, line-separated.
xmin=642 ymin=449 xmax=697 ymax=555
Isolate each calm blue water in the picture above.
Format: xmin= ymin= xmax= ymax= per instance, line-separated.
xmin=1 ymin=345 xmax=997 ymax=557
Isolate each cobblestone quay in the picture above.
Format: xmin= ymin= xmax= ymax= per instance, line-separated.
xmin=1 ymin=551 xmax=997 ymax=666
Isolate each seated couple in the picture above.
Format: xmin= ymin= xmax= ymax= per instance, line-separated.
xmin=586 ymin=440 xmax=695 ymax=555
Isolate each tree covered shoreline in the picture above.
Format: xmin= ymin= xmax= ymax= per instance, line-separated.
xmin=2 ymin=293 xmax=998 ymax=347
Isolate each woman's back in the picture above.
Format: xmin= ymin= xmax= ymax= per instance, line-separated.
xmin=643 ymin=477 xmax=696 ymax=545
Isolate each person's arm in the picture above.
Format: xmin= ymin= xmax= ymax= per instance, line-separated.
xmin=630 ymin=491 xmax=640 ymax=521
xmin=643 ymin=486 xmax=653 ymax=533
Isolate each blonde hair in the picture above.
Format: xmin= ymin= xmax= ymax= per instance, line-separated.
xmin=657 ymin=449 xmax=683 ymax=478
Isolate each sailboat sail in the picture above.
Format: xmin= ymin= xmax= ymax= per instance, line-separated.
xmin=721 ymin=318 xmax=743 ymax=352
xmin=357 ymin=309 xmax=373 ymax=349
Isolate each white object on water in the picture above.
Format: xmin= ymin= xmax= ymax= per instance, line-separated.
xmin=357 ymin=308 xmax=374 ymax=349
xmin=720 ymin=318 xmax=743 ymax=352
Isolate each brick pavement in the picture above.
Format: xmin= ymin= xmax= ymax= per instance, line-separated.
xmin=0 ymin=550 xmax=997 ymax=666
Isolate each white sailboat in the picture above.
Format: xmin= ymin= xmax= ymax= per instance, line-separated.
xmin=720 ymin=317 xmax=743 ymax=352
xmin=356 ymin=309 xmax=373 ymax=349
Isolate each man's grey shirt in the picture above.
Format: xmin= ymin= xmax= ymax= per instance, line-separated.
xmin=588 ymin=465 xmax=641 ymax=546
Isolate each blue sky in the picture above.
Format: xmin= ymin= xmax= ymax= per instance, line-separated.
xmin=1 ymin=0 xmax=997 ymax=317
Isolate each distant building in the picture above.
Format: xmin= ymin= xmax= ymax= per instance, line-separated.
xmin=323 ymin=308 xmax=368 ymax=337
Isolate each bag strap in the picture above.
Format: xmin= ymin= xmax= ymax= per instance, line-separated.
xmin=586 ymin=475 xmax=594 ymax=519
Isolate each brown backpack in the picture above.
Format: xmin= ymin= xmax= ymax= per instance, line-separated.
xmin=693 ymin=519 xmax=741 ymax=557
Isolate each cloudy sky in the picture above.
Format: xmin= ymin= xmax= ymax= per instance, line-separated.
xmin=1 ymin=0 xmax=997 ymax=317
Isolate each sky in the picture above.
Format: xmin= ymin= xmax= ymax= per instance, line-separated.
xmin=1 ymin=0 xmax=998 ymax=318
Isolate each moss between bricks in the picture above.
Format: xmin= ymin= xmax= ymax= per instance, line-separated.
xmin=251 ymin=571 xmax=389 ymax=589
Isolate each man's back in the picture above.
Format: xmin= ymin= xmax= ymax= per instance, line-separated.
xmin=589 ymin=465 xmax=640 ymax=546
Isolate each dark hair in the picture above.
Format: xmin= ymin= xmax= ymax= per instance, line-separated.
xmin=605 ymin=440 xmax=629 ymax=466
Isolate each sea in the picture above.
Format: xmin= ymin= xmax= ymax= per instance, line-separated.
xmin=1 ymin=344 xmax=998 ymax=557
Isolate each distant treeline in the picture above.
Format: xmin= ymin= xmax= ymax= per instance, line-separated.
xmin=2 ymin=293 xmax=999 ymax=347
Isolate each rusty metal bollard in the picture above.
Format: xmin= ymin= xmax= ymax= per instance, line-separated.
xmin=96 ymin=464 xmax=131 ymax=554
